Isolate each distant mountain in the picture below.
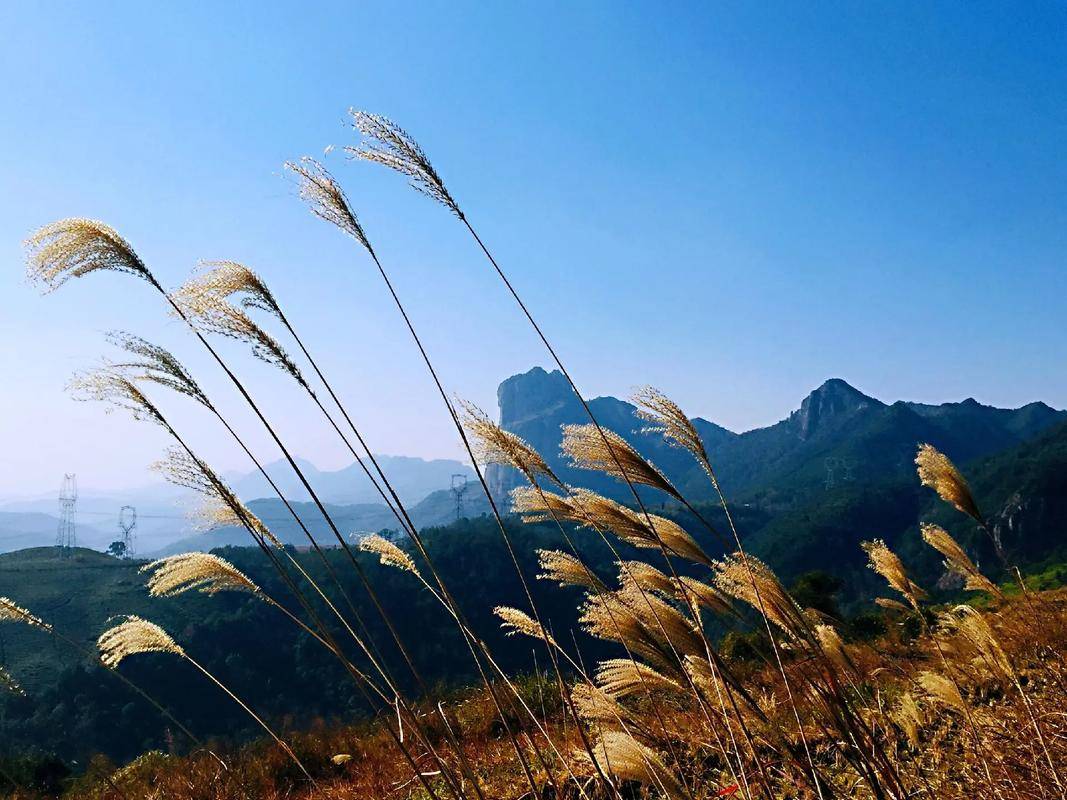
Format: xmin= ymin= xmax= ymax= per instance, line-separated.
xmin=224 ymin=454 xmax=475 ymax=506
xmin=486 ymin=368 xmax=1066 ymax=509
xmin=1 ymin=456 xmax=476 ymax=555
xmin=0 ymin=512 xmax=112 ymax=553
xmin=151 ymin=485 xmax=492 ymax=556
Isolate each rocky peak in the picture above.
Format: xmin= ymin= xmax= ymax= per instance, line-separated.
xmin=792 ymin=378 xmax=881 ymax=439
xmin=496 ymin=367 xmax=576 ymax=427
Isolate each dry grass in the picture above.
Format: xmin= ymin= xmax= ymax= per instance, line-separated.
xmin=4 ymin=590 xmax=1060 ymax=800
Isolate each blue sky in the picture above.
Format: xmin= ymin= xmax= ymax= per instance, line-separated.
xmin=2 ymin=1 xmax=1066 ymax=496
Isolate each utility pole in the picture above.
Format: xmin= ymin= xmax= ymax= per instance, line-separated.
xmin=56 ymin=473 xmax=77 ymax=556
xmin=450 ymin=473 xmax=469 ymax=521
xmin=118 ymin=505 xmax=137 ymax=558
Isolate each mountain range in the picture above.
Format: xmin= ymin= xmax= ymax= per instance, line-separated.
xmin=2 ymin=369 xmax=1062 ymax=559
xmin=486 ymin=367 xmax=1065 ymax=510
xmin=0 ymin=455 xmax=477 ymax=556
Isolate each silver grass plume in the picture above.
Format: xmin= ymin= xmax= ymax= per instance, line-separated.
xmin=938 ymin=604 xmax=1013 ymax=682
xmin=676 ymin=575 xmax=735 ymax=617
xmin=537 ymin=549 xmax=605 ymax=592
xmin=714 ymin=553 xmax=809 ymax=640
xmin=347 ymin=111 xmax=461 ymax=217
xmin=0 ymin=597 xmax=52 ymax=631
xmin=25 ymin=218 xmax=160 ymax=292
xmin=494 ymin=606 xmax=556 ymax=648
xmin=569 ymin=489 xmax=710 ymax=566
xmin=68 ymin=367 xmax=168 ymax=429
xmin=571 ymin=683 xmax=629 ymax=727
xmin=98 ymin=616 xmax=185 ymax=669
xmin=862 ymin=539 xmax=926 ymax=612
xmin=917 ymin=671 xmax=969 ymax=717
xmin=285 ymin=157 xmax=375 ymax=256
xmin=891 ymin=692 xmax=923 ymax=747
xmin=915 ymin=443 xmax=982 ymax=523
xmin=459 ymin=399 xmax=559 ymax=485
xmin=562 ymin=424 xmax=679 ymax=499
xmin=814 ymin=624 xmax=854 ymax=673
xmin=921 ymin=523 xmax=1002 ymax=598
xmin=619 ymin=561 xmax=733 ymax=617
xmin=191 ymin=496 xmax=282 ymax=549
xmin=581 ymin=585 xmax=703 ymax=672
xmin=153 ymin=448 xmax=281 ymax=548
xmin=595 ymin=658 xmax=682 ymax=700
xmin=105 ymin=332 xmax=213 ymax=411
xmin=510 ymin=485 xmax=579 ymax=523
xmin=359 ymin=534 xmax=421 ymax=577
xmin=170 ymin=288 xmax=308 ymax=389
xmin=186 ymin=261 xmax=284 ymax=321
xmin=142 ymin=553 xmax=261 ymax=597
xmin=632 ymin=386 xmax=709 ymax=469
xmin=0 ymin=665 xmax=23 ymax=696
xmin=585 ymin=731 xmax=685 ymax=800
xmin=618 ymin=560 xmax=676 ymax=597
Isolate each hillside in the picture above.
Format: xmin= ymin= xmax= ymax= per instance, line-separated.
xmin=742 ymin=418 xmax=1067 ymax=605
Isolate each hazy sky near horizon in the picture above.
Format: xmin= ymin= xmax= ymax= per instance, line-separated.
xmin=2 ymin=1 xmax=1066 ymax=497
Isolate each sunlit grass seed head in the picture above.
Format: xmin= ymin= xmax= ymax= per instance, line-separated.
xmin=358 ymin=534 xmax=420 ymax=577
xmin=586 ymin=731 xmax=685 ymax=800
xmin=459 ymin=399 xmax=558 ymax=485
xmin=891 ymin=692 xmax=924 ymax=747
xmin=510 ymin=485 xmax=580 ymax=523
xmin=154 ymin=448 xmax=282 ymax=548
xmin=68 ymin=367 xmax=168 ymax=429
xmin=169 ymin=288 xmax=307 ymax=389
xmin=562 ymin=424 xmax=679 ymax=499
xmin=537 ymin=549 xmax=605 ymax=592
xmin=142 ymin=553 xmax=261 ymax=598
xmin=0 ymin=597 xmax=52 ymax=631
xmin=595 ymin=658 xmax=682 ymax=700
xmin=98 ymin=616 xmax=185 ymax=669
xmin=921 ymin=523 xmax=1002 ymax=598
xmin=916 ymin=443 xmax=982 ymax=523
xmin=862 ymin=539 xmax=926 ymax=611
xmin=571 ymin=489 xmax=709 ymax=565
xmin=494 ymin=606 xmax=555 ymax=647
xmin=938 ymin=604 xmax=1013 ymax=681
xmin=632 ymin=386 xmax=708 ymax=467
xmin=917 ymin=671 xmax=968 ymax=716
xmin=0 ymin=665 xmax=24 ymax=696
xmin=105 ymin=331 xmax=213 ymax=411
xmin=188 ymin=261 xmax=284 ymax=321
xmin=815 ymin=624 xmax=852 ymax=672
xmin=25 ymin=218 xmax=159 ymax=292
xmin=713 ymin=553 xmax=807 ymax=639
xmin=347 ymin=110 xmax=461 ymax=218
xmin=571 ymin=683 xmax=628 ymax=727
xmin=192 ymin=496 xmax=282 ymax=549
xmin=618 ymin=560 xmax=676 ymax=598
xmin=285 ymin=156 xmax=375 ymax=256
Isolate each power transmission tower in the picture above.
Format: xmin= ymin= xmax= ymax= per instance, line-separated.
xmin=56 ymin=473 xmax=78 ymax=556
xmin=450 ymin=473 xmax=469 ymax=521
xmin=118 ymin=505 xmax=137 ymax=558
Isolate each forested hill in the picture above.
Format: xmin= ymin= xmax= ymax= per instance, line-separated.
xmin=487 ymin=367 xmax=1065 ymax=506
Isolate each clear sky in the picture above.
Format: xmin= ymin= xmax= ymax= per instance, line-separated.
xmin=2 ymin=1 xmax=1066 ymax=497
